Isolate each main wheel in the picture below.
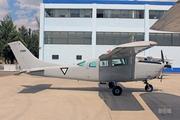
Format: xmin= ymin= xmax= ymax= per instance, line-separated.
xmin=145 ymin=84 xmax=153 ymax=92
xmin=112 ymin=86 xmax=122 ymax=96
xmin=108 ymin=82 xmax=114 ymax=89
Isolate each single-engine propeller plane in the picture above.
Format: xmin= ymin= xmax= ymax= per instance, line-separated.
xmin=9 ymin=41 xmax=167 ymax=96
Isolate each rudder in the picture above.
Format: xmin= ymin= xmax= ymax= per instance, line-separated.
xmin=8 ymin=41 xmax=58 ymax=70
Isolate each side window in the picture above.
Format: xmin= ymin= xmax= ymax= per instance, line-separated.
xmin=100 ymin=60 xmax=108 ymax=67
xmin=89 ymin=62 xmax=96 ymax=68
xmin=112 ymin=58 xmax=128 ymax=66
xmin=77 ymin=61 xmax=85 ymax=66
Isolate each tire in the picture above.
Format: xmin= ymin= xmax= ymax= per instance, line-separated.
xmin=108 ymin=82 xmax=114 ymax=89
xmin=112 ymin=86 xmax=122 ymax=96
xmin=145 ymin=84 xmax=153 ymax=92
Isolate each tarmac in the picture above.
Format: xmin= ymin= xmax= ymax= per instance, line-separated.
xmin=0 ymin=71 xmax=180 ymax=120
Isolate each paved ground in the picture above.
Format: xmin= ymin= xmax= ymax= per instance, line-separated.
xmin=0 ymin=71 xmax=14 ymax=77
xmin=0 ymin=73 xmax=180 ymax=120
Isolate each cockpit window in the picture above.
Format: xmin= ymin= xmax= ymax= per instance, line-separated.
xmin=112 ymin=58 xmax=128 ymax=66
xmin=77 ymin=61 xmax=85 ymax=66
xmin=100 ymin=60 xmax=108 ymax=67
xmin=89 ymin=62 xmax=96 ymax=67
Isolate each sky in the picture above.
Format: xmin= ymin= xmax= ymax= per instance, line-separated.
xmin=0 ymin=0 xmax=178 ymax=30
xmin=0 ymin=0 xmax=42 ymax=30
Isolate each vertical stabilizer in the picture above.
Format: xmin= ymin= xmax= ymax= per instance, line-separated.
xmin=8 ymin=41 xmax=59 ymax=70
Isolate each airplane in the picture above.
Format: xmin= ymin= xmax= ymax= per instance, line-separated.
xmin=8 ymin=41 xmax=166 ymax=96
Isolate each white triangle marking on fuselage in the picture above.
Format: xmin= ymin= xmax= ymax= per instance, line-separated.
xmin=60 ymin=68 xmax=68 ymax=75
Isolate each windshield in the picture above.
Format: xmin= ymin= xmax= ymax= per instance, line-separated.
xmin=77 ymin=61 xmax=86 ymax=66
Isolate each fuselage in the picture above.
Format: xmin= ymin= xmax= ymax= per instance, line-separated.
xmin=28 ymin=58 xmax=164 ymax=83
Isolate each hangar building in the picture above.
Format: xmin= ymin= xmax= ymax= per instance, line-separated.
xmin=39 ymin=0 xmax=180 ymax=68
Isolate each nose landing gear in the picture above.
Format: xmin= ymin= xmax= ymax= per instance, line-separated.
xmin=144 ymin=80 xmax=153 ymax=92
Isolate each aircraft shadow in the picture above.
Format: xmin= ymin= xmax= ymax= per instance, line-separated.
xmin=19 ymin=84 xmax=53 ymax=93
xmin=19 ymin=84 xmax=100 ymax=94
xmin=19 ymin=83 xmax=146 ymax=111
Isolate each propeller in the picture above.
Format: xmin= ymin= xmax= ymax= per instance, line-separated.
xmin=162 ymin=51 xmax=172 ymax=68
xmin=160 ymin=50 xmax=165 ymax=82
xmin=161 ymin=50 xmax=164 ymax=64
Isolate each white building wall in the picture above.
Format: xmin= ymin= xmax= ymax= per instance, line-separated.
xmin=45 ymin=18 xmax=92 ymax=31
xmin=44 ymin=45 xmax=92 ymax=65
xmin=40 ymin=3 xmax=180 ymax=67
xmin=39 ymin=3 xmax=45 ymax=60
xmin=96 ymin=19 xmax=144 ymax=32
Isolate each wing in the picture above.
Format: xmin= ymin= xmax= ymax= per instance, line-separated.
xmin=150 ymin=0 xmax=180 ymax=32
xmin=136 ymin=56 xmax=173 ymax=61
xmin=99 ymin=41 xmax=157 ymax=59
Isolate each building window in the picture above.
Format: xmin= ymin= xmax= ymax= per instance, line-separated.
xmin=134 ymin=10 xmax=144 ymax=19
xmin=149 ymin=10 xmax=167 ymax=19
xmin=76 ymin=55 xmax=82 ymax=60
xmin=44 ymin=31 xmax=92 ymax=45
xmin=97 ymin=9 xmax=103 ymax=18
xmin=172 ymin=34 xmax=180 ymax=46
xmin=70 ymin=9 xmax=80 ymax=17
xmin=97 ymin=9 xmax=144 ymax=19
xmin=149 ymin=33 xmax=180 ymax=46
xmin=45 ymin=9 xmax=92 ymax=18
xmin=97 ymin=32 xmax=144 ymax=45
xmin=52 ymin=55 xmax=59 ymax=60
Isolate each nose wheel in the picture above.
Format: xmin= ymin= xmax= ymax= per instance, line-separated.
xmin=145 ymin=84 xmax=153 ymax=92
xmin=144 ymin=80 xmax=153 ymax=92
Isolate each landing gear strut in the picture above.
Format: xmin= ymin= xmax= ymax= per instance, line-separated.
xmin=108 ymin=81 xmax=122 ymax=96
xmin=108 ymin=82 xmax=115 ymax=89
xmin=144 ymin=80 xmax=153 ymax=92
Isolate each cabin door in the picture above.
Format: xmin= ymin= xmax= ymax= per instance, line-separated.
xmin=99 ymin=60 xmax=111 ymax=82
xmin=99 ymin=57 xmax=132 ymax=82
xmin=110 ymin=57 xmax=132 ymax=81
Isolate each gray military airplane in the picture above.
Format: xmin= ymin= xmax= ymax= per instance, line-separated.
xmin=9 ymin=41 xmax=165 ymax=96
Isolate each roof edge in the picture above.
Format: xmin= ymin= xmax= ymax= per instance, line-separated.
xmin=43 ymin=0 xmax=175 ymax=5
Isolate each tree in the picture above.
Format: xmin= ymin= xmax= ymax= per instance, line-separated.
xmin=0 ymin=14 xmax=19 ymax=64
xmin=18 ymin=26 xmax=39 ymax=58
xmin=29 ymin=30 xmax=39 ymax=58
xmin=0 ymin=14 xmax=39 ymax=64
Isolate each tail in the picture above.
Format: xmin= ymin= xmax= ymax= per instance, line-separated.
xmin=8 ymin=41 xmax=59 ymax=70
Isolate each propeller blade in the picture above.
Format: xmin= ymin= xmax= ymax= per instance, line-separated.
xmin=161 ymin=50 xmax=165 ymax=64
